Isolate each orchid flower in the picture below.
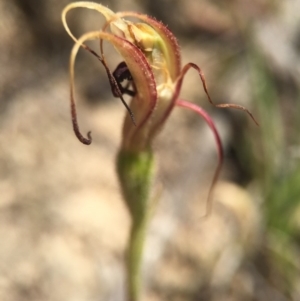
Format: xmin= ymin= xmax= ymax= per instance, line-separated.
xmin=62 ymin=3 xmax=258 ymax=300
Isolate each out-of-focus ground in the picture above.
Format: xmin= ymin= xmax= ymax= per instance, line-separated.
xmin=0 ymin=0 xmax=300 ymax=300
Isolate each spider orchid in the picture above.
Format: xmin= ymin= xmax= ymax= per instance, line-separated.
xmin=62 ymin=3 xmax=258 ymax=300
xmin=62 ymin=1 xmax=257 ymax=213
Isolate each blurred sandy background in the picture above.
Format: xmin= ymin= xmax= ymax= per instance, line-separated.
xmin=0 ymin=0 xmax=300 ymax=300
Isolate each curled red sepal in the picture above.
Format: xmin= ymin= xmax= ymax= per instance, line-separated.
xmin=70 ymin=89 xmax=92 ymax=145
xmin=73 ymin=43 xmax=136 ymax=129
xmin=176 ymin=99 xmax=224 ymax=217
xmin=178 ymin=63 xmax=259 ymax=126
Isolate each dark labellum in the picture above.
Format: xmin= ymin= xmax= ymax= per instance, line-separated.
xmin=112 ymin=61 xmax=136 ymax=97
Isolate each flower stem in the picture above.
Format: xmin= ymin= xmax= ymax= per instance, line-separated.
xmin=117 ymin=149 xmax=154 ymax=301
xmin=127 ymin=211 xmax=149 ymax=301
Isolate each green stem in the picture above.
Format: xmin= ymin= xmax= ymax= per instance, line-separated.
xmin=127 ymin=213 xmax=149 ymax=301
xmin=117 ymin=149 xmax=154 ymax=301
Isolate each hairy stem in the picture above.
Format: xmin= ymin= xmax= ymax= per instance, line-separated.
xmin=117 ymin=149 xmax=154 ymax=301
xmin=127 ymin=211 xmax=149 ymax=301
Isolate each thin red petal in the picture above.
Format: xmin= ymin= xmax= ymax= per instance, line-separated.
xmin=179 ymin=63 xmax=259 ymax=125
xmin=176 ymin=99 xmax=224 ymax=216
